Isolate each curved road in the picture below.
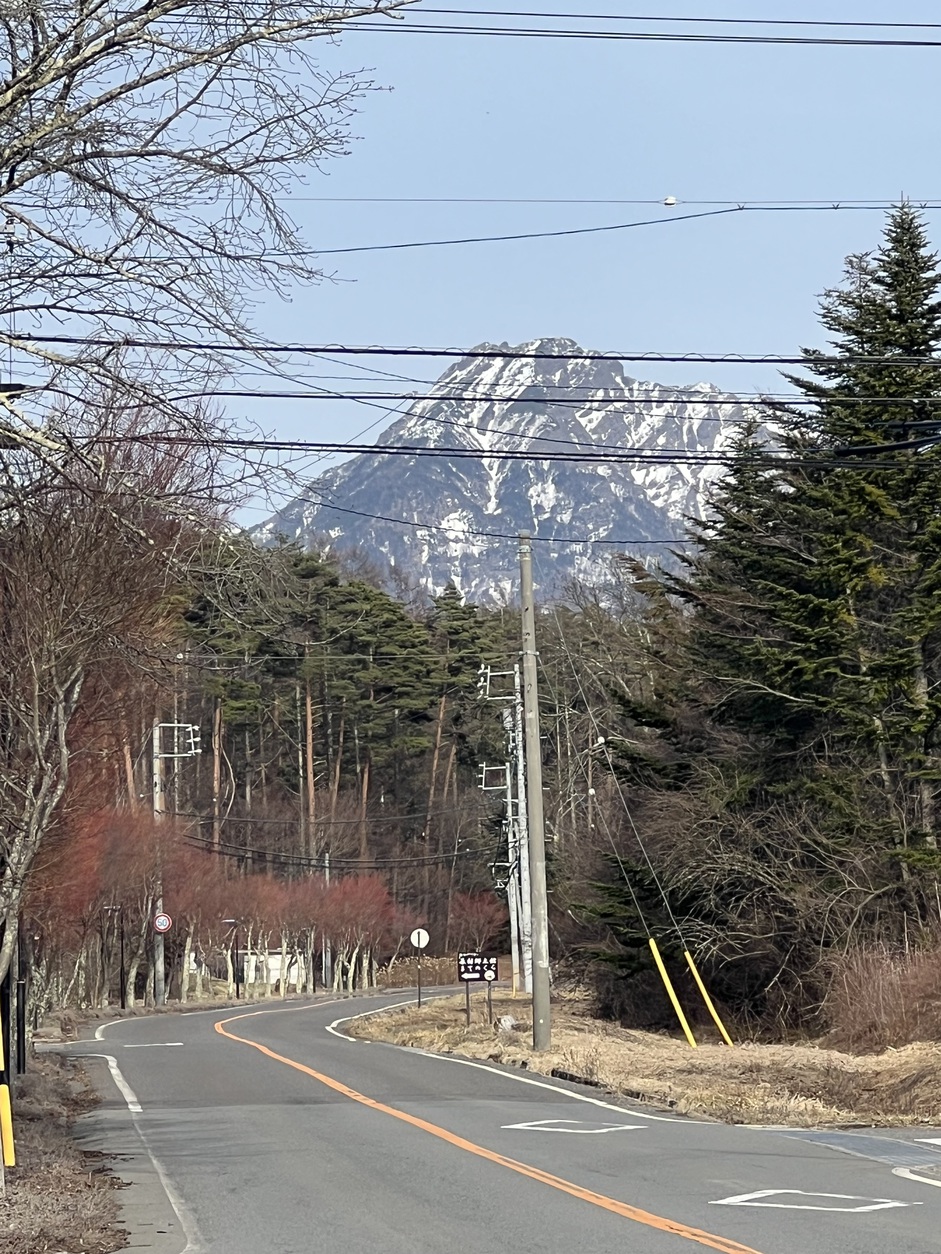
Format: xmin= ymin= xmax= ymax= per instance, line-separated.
xmin=72 ymin=992 xmax=941 ymax=1254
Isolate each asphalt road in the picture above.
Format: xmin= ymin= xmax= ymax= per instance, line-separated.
xmin=70 ymin=992 xmax=941 ymax=1254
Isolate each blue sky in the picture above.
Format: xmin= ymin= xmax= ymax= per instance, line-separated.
xmin=236 ymin=1 xmax=941 ymax=517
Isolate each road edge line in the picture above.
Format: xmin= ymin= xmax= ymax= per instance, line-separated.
xmin=83 ymin=1052 xmax=201 ymax=1254
xmin=327 ymin=1000 xmax=694 ymax=1124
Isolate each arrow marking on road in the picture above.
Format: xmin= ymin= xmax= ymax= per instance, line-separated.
xmin=502 ymin=1118 xmax=645 ymax=1134
xmin=711 ymin=1189 xmax=919 ymax=1212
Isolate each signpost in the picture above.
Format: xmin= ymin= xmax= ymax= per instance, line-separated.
xmin=457 ymin=953 xmax=499 ymax=1025
xmin=410 ymin=928 xmax=429 ymax=1008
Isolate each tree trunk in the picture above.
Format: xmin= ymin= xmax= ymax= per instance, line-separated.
xmin=359 ymin=755 xmax=371 ymax=858
xmin=423 ymin=694 xmax=447 ymax=911
xmin=331 ymin=705 xmax=345 ymax=821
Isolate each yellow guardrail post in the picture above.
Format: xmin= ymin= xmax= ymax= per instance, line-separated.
xmin=684 ymin=950 xmax=735 ymax=1047
xmin=648 ymin=937 xmax=697 ymax=1049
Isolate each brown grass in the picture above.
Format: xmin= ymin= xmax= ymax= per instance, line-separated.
xmin=0 ymin=1058 xmax=126 ymax=1254
xmin=349 ymin=991 xmax=941 ymax=1126
xmin=822 ymin=943 xmax=941 ymax=1053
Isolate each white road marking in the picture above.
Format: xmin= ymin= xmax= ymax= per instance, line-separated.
xmin=915 ymin=1137 xmax=941 ymax=1147
xmin=893 ymin=1167 xmax=941 ymax=1190
xmin=92 ymin=1052 xmax=143 ymax=1113
xmin=81 ymin=1052 xmax=203 ymax=1250
xmin=326 ymin=1004 xmax=697 ymax=1124
xmin=501 ymin=1118 xmax=645 ymax=1134
xmin=124 ymin=1042 xmax=184 ymax=1048
xmin=711 ymin=1188 xmax=920 ymax=1212
xmin=325 ymin=998 xmax=420 ymax=1040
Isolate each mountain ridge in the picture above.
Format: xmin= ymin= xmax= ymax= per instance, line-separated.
xmin=253 ymin=337 xmax=762 ymax=602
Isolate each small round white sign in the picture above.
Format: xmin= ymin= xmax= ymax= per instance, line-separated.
xmin=410 ymin=927 xmax=430 ymax=950
xmin=153 ymin=912 xmax=173 ymax=934
xmin=483 ymin=968 xmax=496 ymax=981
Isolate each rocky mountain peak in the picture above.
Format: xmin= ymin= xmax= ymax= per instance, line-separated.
xmin=253 ymin=338 xmax=761 ymax=603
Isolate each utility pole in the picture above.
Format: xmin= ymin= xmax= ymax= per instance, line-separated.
xmin=512 ymin=665 xmax=533 ymax=994
xmin=152 ymin=718 xmax=167 ymax=1007
xmin=322 ymin=851 xmax=332 ymax=990
xmin=150 ymin=717 xmax=200 ymax=1008
xmin=518 ymin=533 xmax=551 ymax=1051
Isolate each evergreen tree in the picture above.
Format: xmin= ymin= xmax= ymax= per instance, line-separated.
xmin=591 ymin=207 xmax=941 ymax=1025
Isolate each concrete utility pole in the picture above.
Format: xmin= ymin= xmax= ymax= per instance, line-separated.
xmin=152 ymin=718 xmax=167 ymax=1007
xmin=518 ymin=533 xmax=551 ymax=1051
xmin=512 ymin=664 xmax=533 ymax=994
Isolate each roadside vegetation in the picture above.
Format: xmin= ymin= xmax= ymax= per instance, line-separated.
xmin=0 ymin=1059 xmax=124 ymax=1254
xmin=349 ymin=992 xmax=941 ymax=1127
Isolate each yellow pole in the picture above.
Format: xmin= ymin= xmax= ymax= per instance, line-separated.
xmin=0 ymin=1012 xmax=14 ymax=1167
xmin=0 ymin=1087 xmax=13 ymax=1168
xmin=684 ymin=950 xmax=735 ymax=1048
xmin=648 ymin=937 xmax=697 ymax=1049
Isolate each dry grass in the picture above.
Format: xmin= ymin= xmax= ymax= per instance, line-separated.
xmin=0 ymin=1058 xmax=125 ymax=1254
xmin=349 ymin=991 xmax=941 ymax=1127
xmin=822 ymin=943 xmax=941 ymax=1053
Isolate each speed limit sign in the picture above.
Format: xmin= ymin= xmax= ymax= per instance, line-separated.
xmin=153 ymin=912 xmax=173 ymax=934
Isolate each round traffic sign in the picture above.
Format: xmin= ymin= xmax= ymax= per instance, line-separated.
xmin=153 ymin=912 xmax=173 ymax=934
xmin=410 ymin=927 xmax=430 ymax=950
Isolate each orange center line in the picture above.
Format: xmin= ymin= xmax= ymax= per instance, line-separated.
xmin=214 ymin=1010 xmax=765 ymax=1254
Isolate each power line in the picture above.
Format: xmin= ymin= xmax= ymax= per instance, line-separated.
xmin=167 ymin=387 xmax=941 ymax=409
xmin=69 ymin=435 xmax=908 ymax=471
xmin=316 ymin=199 xmax=940 ymax=253
xmin=314 ymin=205 xmax=737 ymax=254
xmin=347 ymin=18 xmax=941 ymax=47
xmin=176 ymin=803 xmax=488 ymax=828
xmin=10 ymin=202 xmax=936 ymax=260
xmin=418 ymin=11 xmax=941 ymax=33
xmin=20 ymin=335 xmax=941 ymax=366
xmin=183 ymin=832 xmax=491 ymax=870
xmin=536 ymin=548 xmax=687 ymax=947
xmin=279 ymin=196 xmax=941 ymax=206
xmin=277 ymin=495 xmax=693 ymax=546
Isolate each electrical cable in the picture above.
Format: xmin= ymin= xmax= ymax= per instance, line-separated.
xmin=346 ymin=18 xmax=941 ymax=48
xmin=277 ymin=494 xmax=693 ymax=546
xmin=535 ymin=637 xmax=653 ymax=940
xmin=175 ymin=803 xmax=489 ymax=827
xmin=20 ymin=335 xmax=941 ymax=366
xmin=415 ymin=10 xmax=941 ymax=33
xmin=534 ymin=545 xmax=688 ymax=948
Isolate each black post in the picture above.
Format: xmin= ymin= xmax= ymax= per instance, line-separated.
xmin=487 ymin=979 xmax=493 ymax=1026
xmin=0 ymin=963 xmax=11 ymax=1089
xmin=119 ymin=909 xmax=126 ymax=1011
xmin=417 ymin=956 xmax=422 ymax=1010
xmin=234 ymin=930 xmax=241 ymax=999
xmin=15 ymin=926 xmax=27 ymax=1075
xmin=464 ymin=980 xmax=471 ymax=1027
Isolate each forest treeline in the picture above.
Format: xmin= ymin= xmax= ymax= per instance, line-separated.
xmin=9 ymin=205 xmax=941 ymax=1038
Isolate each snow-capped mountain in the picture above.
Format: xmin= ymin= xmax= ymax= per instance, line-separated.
xmin=254 ymin=338 xmax=763 ymax=603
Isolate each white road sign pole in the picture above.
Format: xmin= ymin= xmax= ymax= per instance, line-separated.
xmin=410 ymin=928 xmax=429 ymax=1008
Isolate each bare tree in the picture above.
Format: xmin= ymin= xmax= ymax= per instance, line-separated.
xmin=0 ymin=398 xmax=231 ymax=980
xmin=0 ymin=0 xmax=411 ymax=416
